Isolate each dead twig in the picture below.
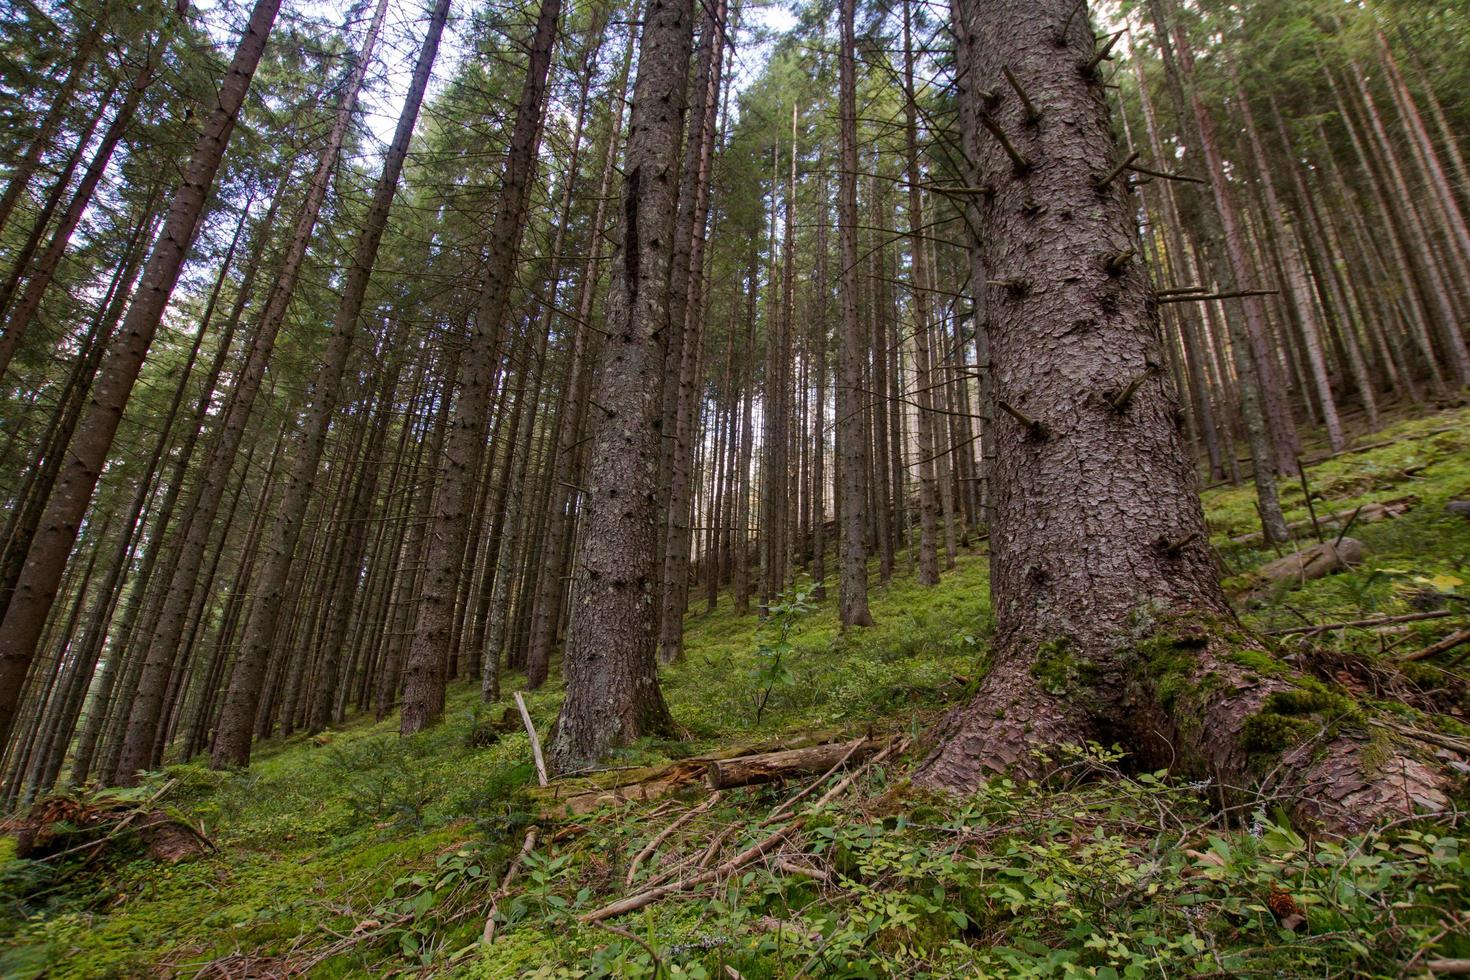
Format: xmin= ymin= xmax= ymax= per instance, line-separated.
xmin=626 ymin=793 xmax=721 ymax=887
xmin=1267 ymin=610 xmax=1454 ymax=638
xmin=1400 ymin=628 xmax=1470 ymax=664
xmin=580 ymin=820 xmax=806 ymax=924
xmin=515 ymin=692 xmax=549 ymax=788
xmin=483 ymin=827 xmax=538 ymax=943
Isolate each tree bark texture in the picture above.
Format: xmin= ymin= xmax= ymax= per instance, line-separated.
xmin=547 ymin=0 xmax=696 ymax=773
xmin=921 ymin=0 xmax=1446 ymax=834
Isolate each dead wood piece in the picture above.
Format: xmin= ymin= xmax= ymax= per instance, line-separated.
xmin=533 ymin=734 xmax=857 ymax=815
xmin=775 ymin=857 xmax=832 ymax=882
xmin=483 ymin=827 xmax=538 ymax=944
xmin=1267 ymin=610 xmax=1455 ymax=637
xmin=707 ymin=737 xmax=888 ymax=790
xmin=810 ymin=737 xmax=907 ymax=809
xmin=1401 ymin=628 xmax=1470 ymax=664
xmin=626 ymin=793 xmax=721 ymax=887
xmin=1234 ymin=538 xmax=1364 ymax=598
xmin=1229 ymin=496 xmax=1417 ymax=545
xmin=515 ymin=692 xmax=549 ymax=788
xmin=580 ymin=819 xmax=805 ymax=924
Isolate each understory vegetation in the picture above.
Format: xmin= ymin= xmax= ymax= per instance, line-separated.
xmin=1 ymin=408 xmax=1468 ymax=977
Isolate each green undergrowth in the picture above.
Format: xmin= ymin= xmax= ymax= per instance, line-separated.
xmin=3 ymin=409 xmax=1469 ymax=977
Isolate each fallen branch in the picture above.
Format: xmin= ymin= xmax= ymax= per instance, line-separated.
xmin=1400 ymin=628 xmax=1470 ymax=664
xmin=810 ymin=737 xmax=907 ymax=810
xmin=625 ymin=793 xmax=721 ymax=888
xmin=1231 ymin=538 xmax=1365 ymax=599
xmin=580 ymin=820 xmax=806 ymax=924
xmin=1228 ymin=496 xmax=1416 ymax=545
xmin=774 ymin=857 xmax=832 ymax=883
xmin=531 ymin=734 xmax=862 ymax=814
xmin=589 ymin=920 xmax=666 ymax=977
xmin=1371 ymin=720 xmax=1470 ymax=757
xmin=1202 ymin=426 xmax=1463 ymax=491
xmin=708 ymin=737 xmax=887 ymax=790
xmin=764 ymin=739 xmax=869 ymax=824
xmin=483 ymin=827 xmax=538 ymax=944
xmin=1266 ymin=610 xmax=1455 ymax=638
xmin=1157 ymin=288 xmax=1277 ymax=304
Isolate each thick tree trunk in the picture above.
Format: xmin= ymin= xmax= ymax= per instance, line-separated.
xmin=0 ymin=0 xmax=281 ymax=758
xmin=115 ymin=0 xmax=390 ymax=781
xmin=524 ymin=24 xmax=633 ymax=690
xmin=921 ymin=0 xmax=1447 ymax=834
xmin=546 ymin=0 xmax=694 ymax=773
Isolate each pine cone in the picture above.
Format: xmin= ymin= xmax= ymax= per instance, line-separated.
xmin=1268 ymin=884 xmax=1306 ymax=931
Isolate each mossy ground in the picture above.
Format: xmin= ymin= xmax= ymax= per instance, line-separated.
xmin=3 ymin=409 xmax=1469 ymax=978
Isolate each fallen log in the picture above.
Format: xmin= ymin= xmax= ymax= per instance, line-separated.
xmin=529 ymin=732 xmax=887 ymax=816
xmin=1233 ymin=538 xmax=1365 ymax=599
xmin=706 ymin=737 xmax=888 ymax=790
xmin=1228 ymin=496 xmax=1416 ymax=545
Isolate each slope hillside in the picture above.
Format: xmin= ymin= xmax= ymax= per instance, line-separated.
xmin=3 ymin=409 xmax=1469 ymax=978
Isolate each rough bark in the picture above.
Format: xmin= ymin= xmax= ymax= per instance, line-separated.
xmin=399 ymin=0 xmax=559 ymax=735
xmin=920 ymin=0 xmax=1447 ymax=835
xmin=209 ymin=0 xmax=433 ymax=769
xmin=835 ymin=0 xmax=873 ymax=628
xmin=546 ymin=0 xmax=694 ymax=773
xmin=525 ymin=23 xmax=633 ymax=691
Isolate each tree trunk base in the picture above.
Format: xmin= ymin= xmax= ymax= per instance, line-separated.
xmin=916 ymin=618 xmax=1452 ymax=835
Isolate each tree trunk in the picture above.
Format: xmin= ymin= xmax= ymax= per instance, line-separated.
xmin=209 ymin=0 xmax=434 ymax=768
xmin=0 ymin=20 xmax=101 ymax=245
xmin=546 ymin=0 xmax=694 ymax=773
xmin=525 ymin=22 xmax=634 ymax=691
xmin=114 ymin=0 xmax=390 ymax=782
xmin=835 ymin=0 xmax=873 ymax=628
xmin=921 ymin=0 xmax=1447 ymax=835
xmin=0 ymin=46 xmax=164 ymax=381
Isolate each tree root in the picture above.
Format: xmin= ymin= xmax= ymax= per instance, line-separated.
xmin=915 ymin=622 xmax=1456 ymax=835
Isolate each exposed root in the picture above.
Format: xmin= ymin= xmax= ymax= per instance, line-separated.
xmin=914 ymin=622 xmax=1458 ymax=835
xmin=915 ymin=666 xmax=1091 ymax=790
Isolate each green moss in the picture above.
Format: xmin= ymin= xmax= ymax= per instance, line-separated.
xmin=1240 ymin=713 xmax=1316 ymax=753
xmin=1031 ymin=637 xmax=1094 ymax=695
xmin=1261 ymin=685 xmax=1356 ymax=720
xmin=1240 ymin=677 xmax=1364 ymax=761
xmin=1225 ymin=649 xmax=1292 ymax=679
xmin=1133 ymin=630 xmax=1207 ymax=711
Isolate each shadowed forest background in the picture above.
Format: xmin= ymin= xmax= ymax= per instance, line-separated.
xmin=1 ymin=0 xmax=1469 ymax=975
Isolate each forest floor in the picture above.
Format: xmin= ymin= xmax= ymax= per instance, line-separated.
xmin=3 ymin=408 xmax=1470 ymax=978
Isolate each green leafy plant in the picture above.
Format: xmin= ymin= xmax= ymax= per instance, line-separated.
xmin=752 ymin=582 xmax=819 ymax=723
